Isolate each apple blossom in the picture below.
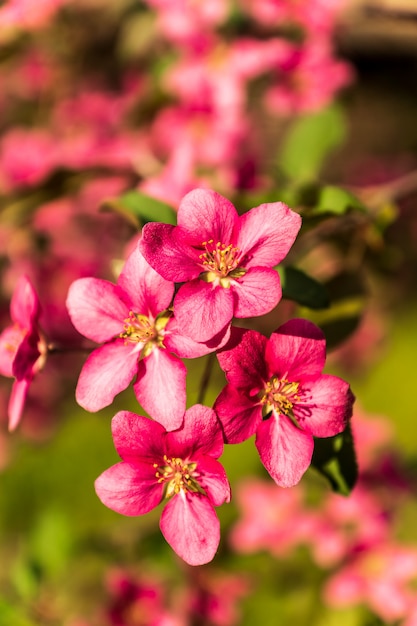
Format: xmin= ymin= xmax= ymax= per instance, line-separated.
xmin=66 ymin=247 xmax=223 ymax=431
xmin=95 ymin=406 xmax=231 ymax=566
xmin=0 ymin=275 xmax=47 ymax=430
xmin=214 ymin=318 xmax=354 ymax=487
xmin=140 ymin=188 xmax=301 ymax=343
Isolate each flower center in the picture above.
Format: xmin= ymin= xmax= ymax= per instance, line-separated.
xmin=260 ymin=376 xmax=300 ymax=420
xmin=154 ymin=455 xmax=204 ymax=498
xmin=198 ymin=239 xmax=246 ymax=287
xmin=119 ymin=310 xmax=172 ymax=357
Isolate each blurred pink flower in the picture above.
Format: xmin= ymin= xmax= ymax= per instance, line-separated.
xmin=230 ymin=478 xmax=314 ymax=556
xmin=266 ymin=40 xmax=353 ymax=115
xmin=95 ymin=406 xmax=231 ymax=566
xmin=143 ymin=0 xmax=227 ymax=51
xmin=215 ymin=319 xmax=354 ymax=487
xmin=0 ymin=128 xmax=58 ymax=191
xmin=0 ymin=0 xmax=67 ymax=31
xmin=188 ymin=570 xmax=249 ymax=626
xmin=104 ymin=569 xmax=183 ymax=626
xmin=0 ymin=275 xmax=47 ymax=430
xmin=324 ymin=543 xmax=417 ymax=623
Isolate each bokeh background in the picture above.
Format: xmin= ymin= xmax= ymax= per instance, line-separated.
xmin=1 ymin=1 xmax=417 ymax=625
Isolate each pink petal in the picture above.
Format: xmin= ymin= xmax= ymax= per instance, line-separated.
xmin=214 ymin=384 xmax=262 ymax=443
xmin=216 ymin=328 xmax=268 ymax=389
xmin=174 ymin=280 xmax=233 ymax=343
xmin=237 ymin=202 xmax=301 ymax=268
xmin=10 ymin=275 xmax=40 ymax=326
xmin=66 ymin=278 xmax=129 ymax=343
xmin=8 ymin=377 xmax=30 ymax=431
xmin=134 ymin=349 xmax=186 ymax=431
xmin=165 ymin=316 xmax=231 ymax=356
xmin=296 ymin=375 xmax=354 ymax=437
xmin=140 ymin=222 xmax=200 ymax=282
xmin=160 ymin=492 xmax=221 ymax=565
xmin=0 ymin=325 xmax=23 ymax=376
xmin=255 ymin=414 xmax=314 ymax=487
xmin=196 ymin=456 xmax=231 ymax=506
xmin=117 ymin=247 xmax=174 ymax=317
xmin=95 ymin=461 xmax=163 ymax=516
xmin=76 ymin=340 xmax=139 ymax=411
xmin=111 ymin=410 xmax=166 ymax=463
xmin=266 ymin=318 xmax=326 ymax=380
xmin=232 ymin=267 xmax=281 ymax=318
xmin=177 ymin=188 xmax=239 ymax=244
xmin=165 ymin=404 xmax=224 ymax=459
xmin=13 ymin=331 xmax=40 ymax=379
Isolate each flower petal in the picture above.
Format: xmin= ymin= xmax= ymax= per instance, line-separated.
xmin=95 ymin=461 xmax=162 ymax=516
xmin=10 ymin=275 xmax=40 ymax=326
xmin=0 ymin=325 xmax=22 ymax=376
xmin=13 ymin=331 xmax=40 ymax=380
xmin=174 ymin=280 xmax=233 ymax=343
xmin=232 ymin=267 xmax=281 ymax=318
xmin=111 ymin=410 xmax=166 ymax=463
xmin=66 ymin=278 xmax=129 ymax=343
xmin=8 ymin=378 xmax=30 ymax=431
xmin=255 ymin=414 xmax=314 ymax=487
xmin=134 ymin=349 xmax=186 ymax=431
xmin=160 ymin=492 xmax=221 ymax=565
xmin=117 ymin=247 xmax=174 ymax=317
xmin=76 ymin=340 xmax=139 ymax=411
xmin=196 ymin=456 xmax=231 ymax=506
xmin=165 ymin=404 xmax=224 ymax=459
xmin=297 ymin=374 xmax=354 ymax=437
xmin=177 ymin=188 xmax=239 ymax=244
xmin=164 ymin=317 xmax=231 ymax=356
xmin=266 ymin=318 xmax=326 ymax=380
xmin=216 ymin=328 xmax=268 ymax=389
xmin=214 ymin=384 xmax=262 ymax=444
xmin=140 ymin=222 xmax=200 ymax=282
xmin=238 ymin=201 xmax=301 ymax=268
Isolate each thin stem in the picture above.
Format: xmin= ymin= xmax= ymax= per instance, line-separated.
xmin=197 ymin=352 xmax=216 ymax=405
xmin=46 ymin=342 xmax=92 ymax=355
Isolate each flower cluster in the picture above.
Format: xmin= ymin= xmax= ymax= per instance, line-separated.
xmin=64 ymin=188 xmax=353 ymax=565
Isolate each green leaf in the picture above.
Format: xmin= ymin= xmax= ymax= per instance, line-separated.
xmin=102 ymin=190 xmax=177 ymax=227
xmin=278 ymin=266 xmax=330 ymax=309
xmin=311 ymin=423 xmax=358 ymax=495
xmin=313 ymin=185 xmax=367 ymax=215
xmin=298 ymin=271 xmax=366 ymax=349
xmin=279 ymin=105 xmax=347 ymax=183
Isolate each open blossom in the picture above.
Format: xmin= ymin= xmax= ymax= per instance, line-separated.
xmin=0 ymin=275 xmax=47 ymax=430
xmin=140 ymin=188 xmax=301 ymax=343
xmin=66 ymin=247 xmax=220 ymax=431
xmin=95 ymin=406 xmax=231 ymax=566
xmin=214 ymin=319 xmax=354 ymax=487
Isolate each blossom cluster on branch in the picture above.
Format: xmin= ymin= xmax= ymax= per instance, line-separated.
xmin=1 ymin=187 xmax=355 ymax=565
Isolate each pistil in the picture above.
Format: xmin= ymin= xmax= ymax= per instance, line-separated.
xmin=154 ymin=455 xmax=204 ymax=498
xmin=199 ymin=239 xmax=246 ymax=287
xmin=260 ymin=376 xmax=301 ymax=421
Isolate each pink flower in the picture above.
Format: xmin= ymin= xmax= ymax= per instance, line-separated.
xmin=95 ymin=406 xmax=231 ymax=566
xmin=0 ymin=128 xmax=58 ymax=192
xmin=140 ymin=188 xmax=301 ymax=343
xmin=66 ymin=247 xmax=219 ymax=431
xmin=104 ymin=568 xmax=182 ymax=626
xmin=323 ymin=543 xmax=417 ymax=623
xmin=230 ymin=478 xmax=314 ymax=557
xmin=214 ymin=319 xmax=354 ymax=487
xmin=0 ymin=275 xmax=47 ymax=430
